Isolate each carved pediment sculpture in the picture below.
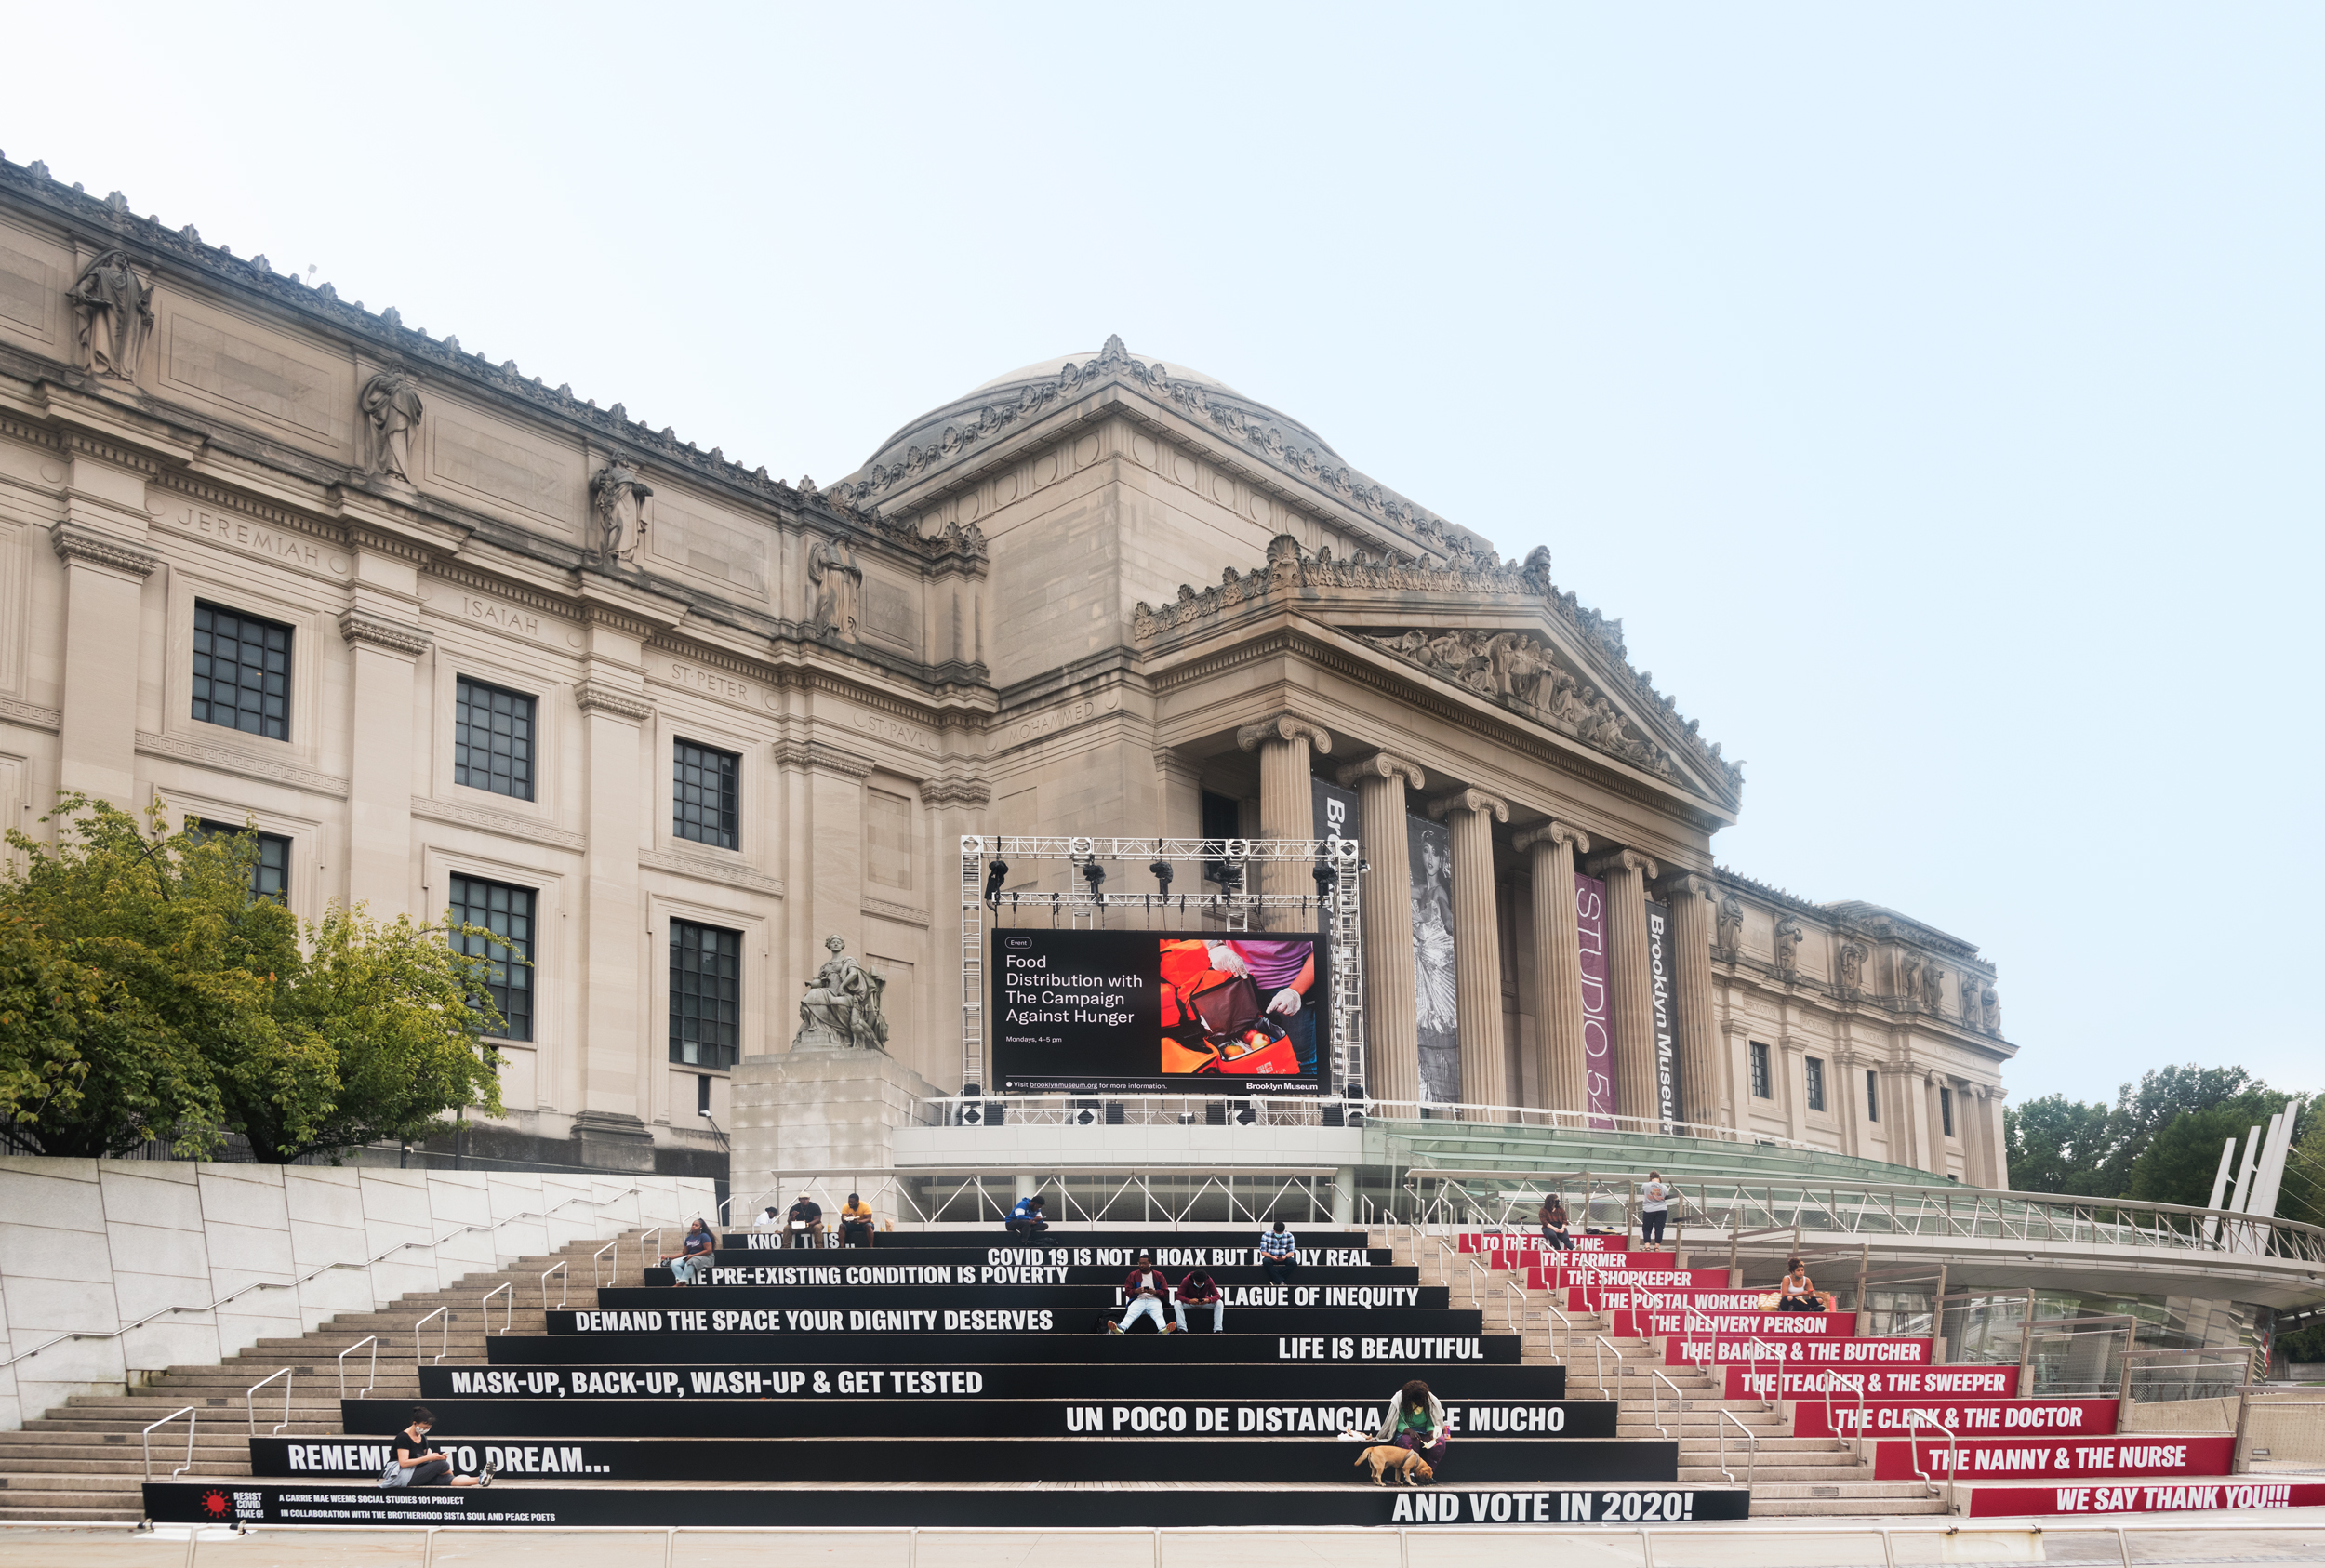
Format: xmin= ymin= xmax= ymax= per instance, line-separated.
xmin=1360 ymin=626 xmax=1683 ymax=782
xmin=69 ymin=250 xmax=155 ymax=381
xmin=589 ymin=459 xmax=653 ymax=564
xmin=359 ymin=369 xmax=423 ymax=482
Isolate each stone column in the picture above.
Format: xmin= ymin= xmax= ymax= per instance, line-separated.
xmin=1585 ymin=847 xmax=1661 ymax=1128
xmin=1517 ymin=822 xmax=1591 ymax=1113
xmin=1155 ymin=751 xmax=1204 ymax=841
xmin=573 ymin=668 xmax=655 ymax=1169
xmin=1337 ymin=751 xmax=1427 ymax=1104
xmin=51 ymin=524 xmax=157 ymax=807
xmin=1428 ymin=787 xmax=1510 ymax=1111
xmin=339 ymin=611 xmax=429 ymax=917
xmin=1921 ymin=1070 xmax=1948 ymax=1177
xmin=1238 ymin=713 xmax=1332 ymax=905
xmin=1986 ymin=1088 xmax=2012 ymax=1190
xmin=1660 ymin=871 xmax=1720 ymax=1129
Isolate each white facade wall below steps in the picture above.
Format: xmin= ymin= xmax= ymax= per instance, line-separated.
xmin=0 ymin=1158 xmax=715 ymax=1431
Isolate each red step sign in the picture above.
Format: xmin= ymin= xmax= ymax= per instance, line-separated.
xmin=1616 ymin=1309 xmax=1857 ymax=1339
xmin=1963 ymin=1481 xmax=2325 ymax=1518
xmin=1792 ymin=1398 xmax=2119 ymax=1439
xmin=1669 ymin=1335 xmax=1931 ymax=1367
xmin=1458 ymin=1232 xmax=1626 ymax=1254
xmin=1574 ymin=1288 xmax=1764 ymax=1313
xmin=1873 ymin=1436 xmax=2232 ymax=1482
xmin=1534 ymin=1267 xmax=1730 ymax=1292
xmin=1724 ymin=1365 xmax=2012 ymax=1400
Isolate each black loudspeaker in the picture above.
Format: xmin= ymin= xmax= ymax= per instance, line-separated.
xmin=1233 ymin=1104 xmax=1256 ymax=1126
xmin=1203 ymin=1101 xmax=1227 ymax=1126
xmin=986 ymin=1100 xmax=1006 ymax=1126
xmin=1104 ymin=1102 xmax=1125 ymax=1124
xmin=1321 ymin=1105 xmax=1344 ymax=1127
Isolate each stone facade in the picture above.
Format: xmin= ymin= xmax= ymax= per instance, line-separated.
xmin=0 ymin=164 xmax=2013 ymax=1180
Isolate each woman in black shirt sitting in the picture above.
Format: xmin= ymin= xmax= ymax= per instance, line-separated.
xmin=385 ymin=1406 xmax=494 ymax=1489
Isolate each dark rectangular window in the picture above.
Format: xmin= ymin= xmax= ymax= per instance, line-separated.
xmin=192 ymin=603 xmax=292 ymax=741
xmin=1805 ymin=1056 xmax=1827 ymax=1113
xmin=454 ymin=678 xmax=536 ymax=801
xmin=1749 ymin=1042 xmax=1772 ymax=1099
xmin=193 ymin=818 xmax=290 ymax=903
xmin=670 ymin=919 xmax=741 ymax=1070
xmin=1866 ymin=1070 xmax=1880 ymax=1123
xmin=1940 ymin=1085 xmax=1956 ymax=1138
xmin=672 ymin=740 xmax=740 ymax=850
xmin=446 ymin=876 xmax=535 ymax=1042
xmin=697 ymin=1074 xmax=712 ymax=1116
xmin=1201 ymin=790 xmax=1242 ymax=886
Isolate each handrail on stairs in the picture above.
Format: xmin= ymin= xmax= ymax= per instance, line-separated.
xmin=413 ymin=1307 xmax=450 ymax=1367
xmin=141 ymin=1405 xmax=197 ymax=1480
xmin=337 ymin=1336 xmax=378 ymax=1399
xmin=483 ymin=1282 xmax=512 ymax=1335
xmin=542 ymin=1259 xmax=568 ymax=1311
xmin=245 ymin=1367 xmax=293 ymax=1436
xmin=592 ymin=1239 xmax=618 ymax=1290
xmin=1647 ymin=1368 xmax=1685 ymax=1439
xmin=1716 ymin=1408 xmax=1759 ymax=1487
xmin=0 ymin=1186 xmax=650 ymax=1371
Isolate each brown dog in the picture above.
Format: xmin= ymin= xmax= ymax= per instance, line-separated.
xmin=1355 ymin=1444 xmax=1434 ymax=1486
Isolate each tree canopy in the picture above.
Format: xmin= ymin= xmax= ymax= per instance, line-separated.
xmin=2006 ymin=1062 xmax=2306 ymax=1211
xmin=0 ymin=794 xmax=507 ymax=1161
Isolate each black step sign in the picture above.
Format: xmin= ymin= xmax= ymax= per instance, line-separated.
xmin=489 ymin=1332 xmax=1521 ymax=1366
xmin=250 ymin=1434 xmax=1674 ymax=1484
xmin=419 ymin=1362 xmax=1568 ymax=1402
xmin=345 ymin=1397 xmax=1614 ymax=1440
xmin=144 ymin=1481 xmax=1750 ymax=1529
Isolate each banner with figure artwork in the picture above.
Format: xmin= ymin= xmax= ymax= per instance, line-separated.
xmin=1574 ymin=871 xmax=1614 ymax=1127
xmin=1646 ymin=897 xmax=1677 ymax=1134
xmin=1409 ymin=813 xmax=1459 ymax=1103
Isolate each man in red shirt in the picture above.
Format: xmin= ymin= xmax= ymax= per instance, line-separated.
xmin=1174 ymin=1268 xmax=1224 ymax=1334
xmin=1109 ymin=1252 xmax=1176 ymax=1334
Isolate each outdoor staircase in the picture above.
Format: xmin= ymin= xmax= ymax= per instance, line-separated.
xmin=0 ymin=1228 xmax=660 ymax=1522
xmin=1398 ymin=1231 xmax=1948 ymax=1517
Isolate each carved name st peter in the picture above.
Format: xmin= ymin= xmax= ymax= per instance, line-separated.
xmin=664 ymin=659 xmax=766 ymax=710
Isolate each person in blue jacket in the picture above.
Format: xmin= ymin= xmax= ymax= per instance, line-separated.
xmin=1007 ymin=1193 xmax=1049 ymax=1243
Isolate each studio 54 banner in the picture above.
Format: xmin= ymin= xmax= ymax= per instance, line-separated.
xmin=993 ymin=929 xmax=1328 ymax=1096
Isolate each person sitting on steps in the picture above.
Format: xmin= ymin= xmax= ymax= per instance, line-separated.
xmin=785 ymin=1192 xmax=824 ymax=1249
xmin=385 ymin=1406 xmax=494 ymax=1489
xmin=1007 ymin=1193 xmax=1048 ymax=1244
xmin=1110 ymin=1252 xmax=1176 ymax=1333
xmin=1538 ymin=1195 xmax=1573 ymax=1252
xmin=1777 ymin=1257 xmax=1822 ymax=1311
xmin=1174 ymin=1267 xmax=1224 ymax=1334
xmin=660 ymin=1216 xmax=715 ymax=1285
xmin=1259 ymin=1219 xmax=1298 ymax=1285
xmin=839 ymin=1192 xmax=876 ymax=1248
xmin=1370 ymin=1380 xmax=1449 ymax=1474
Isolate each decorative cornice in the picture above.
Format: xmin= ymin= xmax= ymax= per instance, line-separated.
xmin=337 ymin=609 xmax=432 ymax=657
xmin=573 ymin=681 xmax=654 ymax=723
xmin=50 ymin=523 xmax=159 ymax=578
xmin=1659 ymin=870 xmax=1718 ymax=901
xmin=1427 ymin=787 xmax=1509 ymax=825
xmin=920 ymin=770 xmax=991 ymax=808
xmin=0 ymin=697 xmax=63 ymax=732
xmin=639 ymin=847 xmax=785 ymax=898
xmin=1234 ymin=712 xmax=1333 ymax=755
xmin=1515 ymin=821 xmax=1590 ymax=857
xmin=772 ymin=740 xmax=873 ymax=778
xmin=410 ymin=793 xmax=586 ymax=851
xmin=1586 ymin=847 xmax=1660 ymax=881
xmin=862 ymin=897 xmax=931 ymax=928
xmin=1335 ymin=751 xmax=1427 ymax=792
xmin=136 ymin=731 xmax=351 ymax=798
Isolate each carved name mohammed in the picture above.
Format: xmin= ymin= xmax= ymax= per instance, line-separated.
xmin=989 ymin=691 xmax=1122 ymax=752
xmin=169 ymin=504 xmax=340 ymax=573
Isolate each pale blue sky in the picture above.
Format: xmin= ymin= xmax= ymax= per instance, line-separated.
xmin=9 ymin=5 xmax=2318 ymax=1102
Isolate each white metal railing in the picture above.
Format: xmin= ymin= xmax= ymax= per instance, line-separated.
xmin=244 ymin=1367 xmax=293 ymax=1436
xmin=0 ymin=1185 xmax=650 ymax=1372
xmin=412 ymin=1307 xmax=450 ymax=1368
xmin=592 ymin=1240 xmax=618 ymax=1289
xmin=483 ymin=1282 xmax=512 ymax=1335
xmin=141 ymin=1405 xmax=196 ymax=1480
xmin=1408 ymin=1168 xmax=2325 ymax=1265
xmin=1716 ymin=1408 xmax=1759 ymax=1487
xmin=541 ymin=1260 xmax=568 ymax=1310
xmin=336 ymin=1336 xmax=377 ymax=1399
xmin=1646 ymin=1368 xmax=1685 ymax=1439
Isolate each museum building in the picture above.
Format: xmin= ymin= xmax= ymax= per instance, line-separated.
xmin=0 ymin=162 xmax=2014 ymax=1181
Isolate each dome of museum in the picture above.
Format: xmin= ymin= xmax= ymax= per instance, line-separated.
xmin=850 ymin=339 xmax=1341 ymax=485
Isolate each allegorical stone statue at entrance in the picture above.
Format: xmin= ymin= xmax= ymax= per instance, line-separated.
xmin=69 ymin=250 xmax=154 ymax=381
xmin=793 ymin=934 xmax=888 ymax=1051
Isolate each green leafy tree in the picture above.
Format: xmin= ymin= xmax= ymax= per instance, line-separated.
xmin=0 ymin=794 xmax=506 ymax=1162
xmin=2006 ymin=1095 xmax=2116 ymax=1194
xmin=2124 ymin=1092 xmax=2290 ymax=1209
xmin=2096 ymin=1064 xmax=2266 ymax=1197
